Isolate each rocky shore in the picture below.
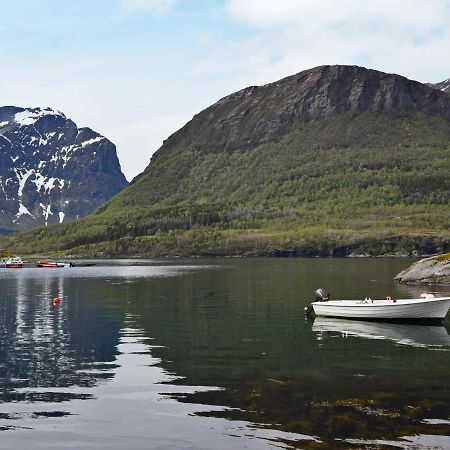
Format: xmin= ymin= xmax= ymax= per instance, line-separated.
xmin=395 ymin=253 xmax=450 ymax=284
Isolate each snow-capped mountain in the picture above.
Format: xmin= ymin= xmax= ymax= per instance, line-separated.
xmin=0 ymin=106 xmax=128 ymax=233
xmin=431 ymin=78 xmax=450 ymax=93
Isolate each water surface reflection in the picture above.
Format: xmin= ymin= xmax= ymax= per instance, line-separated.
xmin=0 ymin=259 xmax=449 ymax=449
xmin=0 ymin=262 xmax=317 ymax=449
xmin=312 ymin=317 xmax=450 ymax=348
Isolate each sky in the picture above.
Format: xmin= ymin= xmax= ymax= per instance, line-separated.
xmin=1 ymin=0 xmax=449 ymax=180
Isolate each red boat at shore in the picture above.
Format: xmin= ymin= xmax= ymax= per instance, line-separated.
xmin=37 ymin=260 xmax=72 ymax=268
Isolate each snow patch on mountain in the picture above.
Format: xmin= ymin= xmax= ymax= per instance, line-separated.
xmin=40 ymin=203 xmax=53 ymax=225
xmin=13 ymin=107 xmax=65 ymax=126
xmin=31 ymin=172 xmax=64 ymax=194
xmin=15 ymin=169 xmax=34 ymax=197
xmin=16 ymin=202 xmax=34 ymax=219
xmin=440 ymin=78 xmax=450 ymax=92
xmin=58 ymin=144 xmax=77 ymax=167
xmin=431 ymin=77 xmax=450 ymax=93
xmin=1 ymin=134 xmax=12 ymax=145
xmin=81 ymin=136 xmax=105 ymax=147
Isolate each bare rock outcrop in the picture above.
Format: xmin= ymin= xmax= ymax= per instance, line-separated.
xmin=395 ymin=254 xmax=450 ymax=284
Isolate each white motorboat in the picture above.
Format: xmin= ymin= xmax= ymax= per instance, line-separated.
xmin=307 ymin=289 xmax=450 ymax=320
xmin=1 ymin=257 xmax=23 ymax=268
xmin=312 ymin=317 xmax=450 ymax=348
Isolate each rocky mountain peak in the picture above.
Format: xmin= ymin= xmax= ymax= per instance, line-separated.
xmin=0 ymin=106 xmax=128 ymax=233
xmin=156 ymin=65 xmax=450 ymax=156
xmin=434 ymin=78 xmax=450 ymax=93
xmin=427 ymin=77 xmax=450 ymax=94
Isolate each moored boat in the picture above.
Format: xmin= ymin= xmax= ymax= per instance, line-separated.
xmin=306 ymin=289 xmax=450 ymax=321
xmin=37 ymin=260 xmax=72 ymax=268
xmin=37 ymin=260 xmax=58 ymax=268
xmin=2 ymin=257 xmax=23 ymax=268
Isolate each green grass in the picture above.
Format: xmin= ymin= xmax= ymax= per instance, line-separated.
xmin=2 ymin=112 xmax=449 ymax=257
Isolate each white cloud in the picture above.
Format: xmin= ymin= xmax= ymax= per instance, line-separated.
xmin=103 ymin=111 xmax=196 ymax=181
xmin=223 ymin=0 xmax=450 ymax=83
xmin=120 ymin=0 xmax=179 ymax=13
xmin=226 ymin=0 xmax=449 ymax=33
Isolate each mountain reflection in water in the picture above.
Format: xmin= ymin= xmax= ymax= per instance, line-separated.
xmin=0 ymin=259 xmax=449 ymax=449
xmin=0 ymin=273 xmax=120 ymax=429
xmin=0 ymin=264 xmax=315 ymax=449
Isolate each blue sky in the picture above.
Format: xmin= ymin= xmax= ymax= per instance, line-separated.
xmin=1 ymin=0 xmax=449 ymax=179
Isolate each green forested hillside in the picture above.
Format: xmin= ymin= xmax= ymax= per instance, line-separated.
xmin=3 ymin=66 xmax=450 ymax=256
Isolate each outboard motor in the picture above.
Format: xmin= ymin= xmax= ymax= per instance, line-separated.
xmin=305 ymin=288 xmax=330 ymax=316
xmin=315 ymin=288 xmax=330 ymax=302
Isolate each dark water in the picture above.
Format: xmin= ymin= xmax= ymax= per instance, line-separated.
xmin=0 ymin=258 xmax=449 ymax=449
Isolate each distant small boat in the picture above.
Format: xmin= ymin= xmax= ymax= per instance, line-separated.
xmin=306 ymin=289 xmax=450 ymax=321
xmin=2 ymin=257 xmax=23 ymax=268
xmin=37 ymin=260 xmax=72 ymax=268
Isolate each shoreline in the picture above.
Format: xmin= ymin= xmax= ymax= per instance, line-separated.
xmin=15 ymin=253 xmax=426 ymax=261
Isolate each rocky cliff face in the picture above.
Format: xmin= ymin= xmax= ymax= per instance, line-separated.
xmin=155 ymin=65 xmax=450 ymax=157
xmin=0 ymin=106 xmax=128 ymax=232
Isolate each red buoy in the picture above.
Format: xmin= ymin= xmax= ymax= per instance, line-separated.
xmin=53 ymin=297 xmax=60 ymax=305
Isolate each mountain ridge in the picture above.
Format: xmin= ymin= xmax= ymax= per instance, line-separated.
xmin=153 ymin=65 xmax=450 ymax=160
xmin=3 ymin=65 xmax=450 ymax=256
xmin=429 ymin=77 xmax=450 ymax=93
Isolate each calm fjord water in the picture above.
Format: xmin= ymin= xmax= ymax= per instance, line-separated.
xmin=0 ymin=258 xmax=449 ymax=449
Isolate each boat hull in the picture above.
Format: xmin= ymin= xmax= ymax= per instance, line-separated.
xmin=312 ymin=297 xmax=450 ymax=320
